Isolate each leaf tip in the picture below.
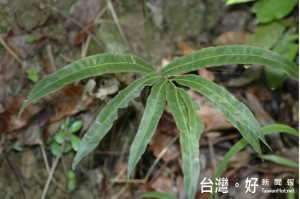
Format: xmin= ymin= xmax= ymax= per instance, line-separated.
xmin=126 ymin=167 xmax=132 ymax=180
xmin=17 ymin=110 xmax=23 ymax=119
xmin=259 ymin=136 xmax=272 ymax=152
xmin=18 ymin=101 xmax=29 ymax=118
xmin=72 ymin=154 xmax=81 ymax=170
xmin=72 ymin=159 xmax=78 ymax=170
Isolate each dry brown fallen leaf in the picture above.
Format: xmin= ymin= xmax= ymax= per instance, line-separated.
xmin=213 ymin=31 xmax=250 ymax=46
xmin=150 ymin=176 xmax=177 ymax=196
xmin=4 ymin=27 xmax=44 ymax=60
xmin=44 ymin=84 xmax=93 ymax=124
xmin=43 ymin=84 xmax=94 ymax=138
xmin=0 ymin=97 xmax=43 ymax=134
xmin=150 ymin=125 xmax=180 ymax=163
xmin=68 ymin=0 xmax=102 ymax=28
xmin=114 ymin=162 xmax=128 ymax=179
xmin=188 ymin=90 xmax=232 ymax=132
xmin=1 ymin=53 xmax=20 ymax=81
xmin=0 ymin=52 xmax=20 ymax=102
xmin=67 ymin=0 xmax=102 ymax=45
xmin=228 ymin=151 xmax=251 ymax=169
xmin=72 ymin=25 xmax=98 ymax=45
xmin=198 ymin=68 xmax=215 ymax=82
xmin=176 ymin=40 xmax=197 ymax=55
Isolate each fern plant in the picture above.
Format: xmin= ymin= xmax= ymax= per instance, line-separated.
xmin=19 ymin=45 xmax=298 ymax=199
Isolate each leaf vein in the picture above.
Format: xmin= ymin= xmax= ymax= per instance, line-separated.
xmin=175 ymin=78 xmax=259 ymax=138
xmin=162 ymin=54 xmax=296 ymax=75
xmin=134 ymin=80 xmax=166 ymax=154
xmin=99 ymin=75 xmax=160 ymax=125
xmin=29 ymin=62 xmax=153 ymax=100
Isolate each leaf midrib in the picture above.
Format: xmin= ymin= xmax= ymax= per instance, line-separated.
xmin=73 ymin=75 xmax=160 ymax=168
xmin=98 ymin=75 xmax=160 ymax=126
xmin=174 ymin=78 xmax=261 ymax=142
xmin=28 ymin=61 xmax=154 ymax=101
xmin=172 ymin=84 xmax=189 ymax=132
xmin=180 ymin=89 xmax=197 ymax=133
xmin=162 ymin=53 xmax=296 ymax=76
xmin=134 ymin=80 xmax=166 ymax=163
xmin=176 ymin=89 xmax=195 ymax=191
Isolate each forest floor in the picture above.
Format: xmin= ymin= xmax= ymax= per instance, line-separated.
xmin=0 ymin=0 xmax=298 ymax=199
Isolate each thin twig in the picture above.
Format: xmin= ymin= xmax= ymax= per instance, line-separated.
xmin=111 ymin=185 xmax=129 ymax=199
xmin=212 ymin=134 xmax=240 ymax=145
xmin=4 ymin=152 xmax=28 ymax=199
xmin=44 ymin=4 xmax=104 ymax=49
xmin=149 ymin=160 xmax=174 ymax=185
xmin=94 ymin=150 xmax=128 ymax=155
xmin=110 ymin=178 xmax=145 ymax=183
xmin=109 ymin=164 xmax=145 ymax=187
xmin=81 ymin=35 xmax=92 ymax=58
xmin=109 ymin=133 xmax=179 ymax=187
xmin=207 ymin=135 xmax=218 ymax=199
xmin=0 ymin=37 xmax=23 ymax=64
xmin=59 ymin=53 xmax=75 ymax=63
xmin=46 ymin=45 xmax=56 ymax=72
xmin=39 ymin=142 xmax=50 ymax=172
xmin=108 ymin=163 xmax=128 ymax=188
xmin=41 ymin=142 xmax=65 ymax=199
xmin=143 ymin=0 xmax=151 ymax=60
xmin=81 ymin=4 xmax=108 ymax=58
xmin=106 ymin=0 xmax=129 ymax=48
xmin=39 ymin=142 xmax=66 ymax=192
xmin=144 ymin=133 xmax=179 ymax=182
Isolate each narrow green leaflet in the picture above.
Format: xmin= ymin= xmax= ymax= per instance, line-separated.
xmin=72 ymin=73 xmax=161 ymax=169
xmin=225 ymin=0 xmax=255 ymax=5
xmin=262 ymin=155 xmax=299 ymax=168
xmin=173 ymin=74 xmax=270 ymax=157
xmin=166 ymin=82 xmax=204 ymax=199
xmin=19 ymin=53 xmax=155 ymax=117
xmin=210 ymin=124 xmax=299 ymax=199
xmin=127 ymin=80 xmax=167 ymax=178
xmin=166 ymin=82 xmax=194 ymax=198
xmin=166 ymin=82 xmax=189 ymax=132
xmin=255 ymin=0 xmax=298 ymax=23
xmin=178 ymin=88 xmax=204 ymax=141
xmin=161 ymin=45 xmax=298 ymax=80
xmin=138 ymin=191 xmax=178 ymax=199
xmin=178 ymin=88 xmax=204 ymax=199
